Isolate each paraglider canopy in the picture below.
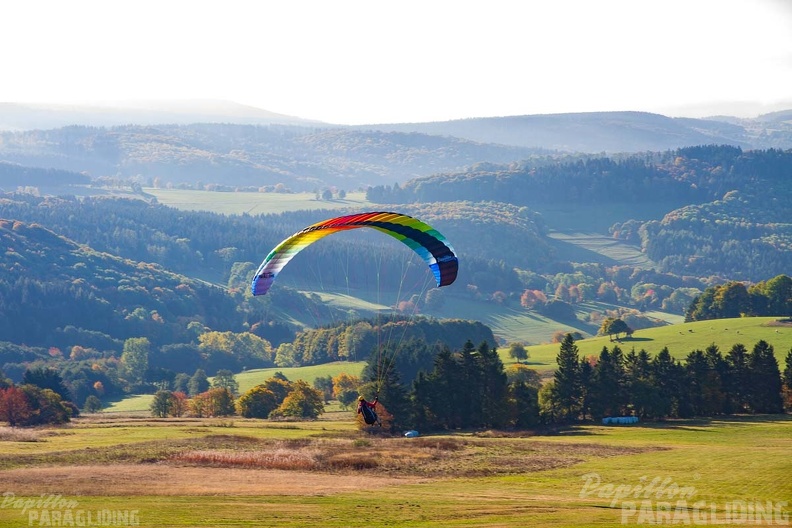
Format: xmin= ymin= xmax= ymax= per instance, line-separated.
xmin=251 ymin=211 xmax=458 ymax=296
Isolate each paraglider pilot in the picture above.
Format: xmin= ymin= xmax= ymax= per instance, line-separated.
xmin=357 ymin=394 xmax=381 ymax=426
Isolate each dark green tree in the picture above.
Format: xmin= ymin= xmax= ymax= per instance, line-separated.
xmin=783 ymin=349 xmax=792 ymax=411
xmin=507 ymin=382 xmax=540 ymax=428
xmin=22 ymin=367 xmax=73 ymax=402
xmin=476 ymin=341 xmax=509 ymax=429
xmin=650 ymin=347 xmax=680 ymax=419
xmin=211 ymin=369 xmax=238 ymax=396
xmin=188 ymin=369 xmax=210 ymax=396
xmin=82 ymin=395 xmax=103 ymax=413
xmin=589 ymin=346 xmax=625 ymax=419
xmin=173 ymin=373 xmax=191 ymax=394
xmin=624 ymin=349 xmax=660 ymax=419
xmin=365 ymin=365 xmax=409 ymax=432
xmin=313 ymin=375 xmax=334 ymax=403
xmin=747 ymin=340 xmax=784 ymax=413
xmin=578 ymin=357 xmax=593 ymax=420
xmin=725 ymin=343 xmax=751 ymax=412
xmin=507 ymin=342 xmax=529 ymax=363
xmin=150 ymin=390 xmax=174 ymax=418
xmin=553 ymin=334 xmax=581 ymax=421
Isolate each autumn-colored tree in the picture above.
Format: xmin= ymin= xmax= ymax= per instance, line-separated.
xmin=0 ymin=387 xmax=32 ymax=426
xmin=520 ymin=289 xmax=546 ymax=309
xmin=505 ymin=364 xmax=542 ymax=388
xmin=331 ymin=373 xmax=361 ymax=410
xmin=236 ymin=386 xmax=279 ymax=418
xmin=205 ymin=387 xmax=236 ymax=417
xmin=170 ymin=391 xmax=189 ymax=417
xmin=190 ymin=387 xmax=235 ymax=417
xmin=261 ymin=377 xmax=292 ymax=403
xmin=18 ymin=385 xmax=71 ymax=425
xmin=272 ymin=381 xmax=324 ymax=419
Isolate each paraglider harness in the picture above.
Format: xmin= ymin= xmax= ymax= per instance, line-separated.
xmin=358 ymin=394 xmax=381 ymax=426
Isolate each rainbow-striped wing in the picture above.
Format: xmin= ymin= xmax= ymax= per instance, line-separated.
xmin=251 ymin=211 xmax=458 ymax=295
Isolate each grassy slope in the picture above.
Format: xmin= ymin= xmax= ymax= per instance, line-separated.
xmin=524 ymin=316 xmax=792 ymax=372
xmin=0 ymin=414 xmax=788 ymax=527
xmin=234 ymin=361 xmax=367 ymax=394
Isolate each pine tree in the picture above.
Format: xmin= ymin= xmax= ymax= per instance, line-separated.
xmin=650 ymin=347 xmax=678 ymax=418
xmin=783 ymin=349 xmax=792 ymax=411
xmin=589 ymin=347 xmax=625 ymax=419
xmin=477 ymin=341 xmax=508 ymax=428
xmin=747 ymin=340 xmax=784 ymax=413
xmin=624 ymin=348 xmax=657 ymax=418
xmin=458 ymin=340 xmax=481 ymax=428
xmin=725 ymin=343 xmax=750 ymax=412
xmin=553 ymin=334 xmax=581 ymax=421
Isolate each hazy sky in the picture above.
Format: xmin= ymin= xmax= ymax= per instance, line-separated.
xmin=3 ymin=0 xmax=792 ymax=124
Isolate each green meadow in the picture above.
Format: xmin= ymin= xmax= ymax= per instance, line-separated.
xmin=0 ymin=414 xmax=789 ymax=527
xmin=144 ymin=189 xmax=372 ymax=215
xmin=233 ymin=361 xmax=367 ymax=394
xmin=525 ymin=316 xmax=792 ymax=372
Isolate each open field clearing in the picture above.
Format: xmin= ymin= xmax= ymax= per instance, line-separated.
xmin=144 ymin=189 xmax=372 ymax=215
xmin=233 ymin=362 xmax=367 ymax=395
xmin=526 ymin=316 xmax=792 ymax=371
xmin=0 ymin=413 xmax=789 ymax=527
xmin=546 ymin=231 xmax=654 ymax=268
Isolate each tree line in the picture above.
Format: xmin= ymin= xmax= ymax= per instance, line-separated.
xmin=149 ymin=372 xmax=325 ymax=421
xmin=686 ymin=275 xmax=792 ymax=321
xmin=542 ymin=334 xmax=792 ymax=422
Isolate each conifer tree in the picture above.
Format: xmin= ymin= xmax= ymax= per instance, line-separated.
xmin=747 ymin=340 xmax=783 ymax=413
xmin=725 ymin=343 xmax=750 ymax=412
xmin=553 ymin=333 xmax=581 ymax=421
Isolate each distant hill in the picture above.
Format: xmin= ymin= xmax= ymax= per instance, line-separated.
xmin=3 ymin=101 xmax=791 ymax=165
xmin=359 ymin=110 xmax=792 ymax=152
xmin=0 ymin=100 xmax=321 ymax=131
xmin=0 ymin=124 xmax=540 ymax=191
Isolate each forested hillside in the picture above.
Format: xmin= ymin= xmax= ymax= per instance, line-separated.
xmin=369 ymin=146 xmax=792 ymax=281
xmin=0 ymin=218 xmax=244 ymax=348
xmin=0 ymin=124 xmax=540 ymax=191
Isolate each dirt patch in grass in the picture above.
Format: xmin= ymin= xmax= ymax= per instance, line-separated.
xmin=168 ymin=436 xmax=651 ymax=478
xmin=0 ymin=464 xmax=420 ymax=496
xmin=0 ymin=426 xmax=47 ymax=442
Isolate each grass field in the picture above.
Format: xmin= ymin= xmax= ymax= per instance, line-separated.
xmin=0 ymin=413 xmax=788 ymax=527
xmin=145 ymin=188 xmax=373 ymax=215
xmin=525 ymin=316 xmax=792 ymax=371
xmin=233 ymin=361 xmax=367 ymax=394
